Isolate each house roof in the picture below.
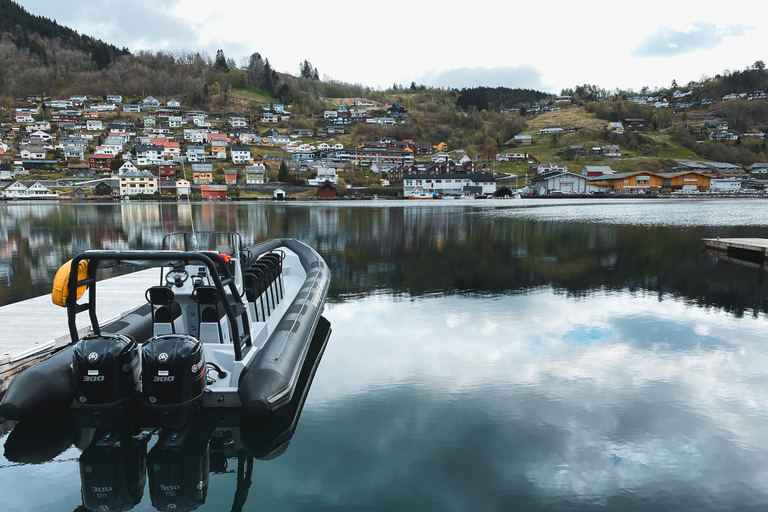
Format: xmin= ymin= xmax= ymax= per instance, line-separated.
xmin=404 ymin=173 xmax=495 ymax=182
xmin=582 ymin=166 xmax=615 ymax=174
xmin=532 ymin=170 xmax=584 ymax=181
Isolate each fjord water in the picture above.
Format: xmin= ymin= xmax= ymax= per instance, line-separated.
xmin=2 ymin=198 xmax=768 ymax=511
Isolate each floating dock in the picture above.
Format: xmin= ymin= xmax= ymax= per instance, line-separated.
xmin=0 ymin=270 xmax=158 ymax=396
xmin=702 ymin=238 xmax=768 ymax=263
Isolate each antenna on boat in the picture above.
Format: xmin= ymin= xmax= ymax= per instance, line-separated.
xmin=182 ymin=159 xmax=198 ymax=251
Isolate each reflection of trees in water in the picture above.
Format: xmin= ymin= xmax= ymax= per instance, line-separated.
xmin=1 ymin=203 xmax=766 ymax=316
xmin=315 ymin=211 xmax=768 ymax=317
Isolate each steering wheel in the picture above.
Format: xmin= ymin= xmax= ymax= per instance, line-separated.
xmin=165 ymin=268 xmax=189 ymax=287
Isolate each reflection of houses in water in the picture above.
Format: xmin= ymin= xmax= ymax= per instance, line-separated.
xmin=120 ymin=204 xmax=168 ymax=248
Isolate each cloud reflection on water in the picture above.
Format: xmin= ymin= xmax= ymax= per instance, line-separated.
xmin=288 ymin=289 xmax=768 ymax=507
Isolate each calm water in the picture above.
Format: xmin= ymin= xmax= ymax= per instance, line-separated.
xmin=2 ymin=198 xmax=768 ymax=511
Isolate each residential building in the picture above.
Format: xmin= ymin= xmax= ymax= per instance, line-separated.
xmin=89 ymin=154 xmax=113 ymax=169
xmin=135 ymin=144 xmax=164 ymax=166
xmin=403 ymin=173 xmax=496 ymax=196
xmin=514 ymin=135 xmax=532 ymax=145
xmin=245 ymin=164 xmax=267 ymax=184
xmin=540 ymin=125 xmax=564 ymax=134
xmin=231 ymin=146 xmax=253 ymax=164
xmin=192 ymin=163 xmax=214 ymax=184
xmin=119 ymin=171 xmax=158 ymax=195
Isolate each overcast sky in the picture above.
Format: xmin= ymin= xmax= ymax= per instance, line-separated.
xmin=16 ymin=0 xmax=768 ymax=94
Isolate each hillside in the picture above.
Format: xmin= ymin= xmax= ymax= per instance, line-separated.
xmin=0 ymin=0 xmax=766 ymax=179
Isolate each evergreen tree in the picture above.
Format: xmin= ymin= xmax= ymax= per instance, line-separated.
xmin=214 ymin=49 xmax=229 ymax=72
xmin=278 ymin=161 xmax=288 ymax=182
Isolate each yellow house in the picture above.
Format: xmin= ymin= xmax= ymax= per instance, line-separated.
xmin=193 ymin=171 xmax=214 ymax=184
xmin=119 ymin=171 xmax=158 ymax=195
xmin=434 ymin=141 xmax=448 ymax=152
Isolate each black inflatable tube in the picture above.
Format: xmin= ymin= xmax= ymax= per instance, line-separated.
xmin=0 ymin=348 xmax=74 ymax=420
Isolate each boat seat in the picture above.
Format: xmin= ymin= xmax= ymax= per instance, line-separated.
xmin=244 ymin=267 xmax=275 ymax=319
xmin=258 ymin=252 xmax=284 ymax=299
xmin=247 ymin=261 xmax=280 ymax=311
xmin=192 ymin=285 xmax=228 ymax=344
xmin=244 ymin=272 xmax=269 ymax=321
xmin=146 ymin=286 xmax=182 ymax=336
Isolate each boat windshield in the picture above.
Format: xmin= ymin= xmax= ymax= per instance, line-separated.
xmin=162 ymin=231 xmax=243 ymax=256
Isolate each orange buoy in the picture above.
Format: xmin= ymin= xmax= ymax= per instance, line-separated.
xmin=51 ymin=259 xmax=89 ymax=307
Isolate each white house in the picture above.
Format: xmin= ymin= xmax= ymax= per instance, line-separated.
xmin=431 ymin=151 xmax=450 ymax=163
xmin=167 ymin=99 xmax=180 ymax=108
xmin=118 ymin=161 xmax=139 ymax=175
xmin=229 ymin=117 xmax=247 ymax=128
xmin=184 ymin=129 xmax=208 ymax=143
xmin=86 ymin=120 xmax=103 ymax=131
xmin=20 ymin=146 xmax=47 ymax=160
xmin=403 ymin=173 xmax=496 ymax=196
xmin=135 ymin=144 xmax=164 ymax=166
xmin=175 ymin=179 xmax=191 ymax=196
xmin=29 ymin=130 xmax=53 ymax=141
xmin=540 ymin=126 xmax=564 ymax=134
xmin=169 ymin=116 xmax=184 ymax=128
xmin=269 ymin=134 xmax=290 ymax=146
xmin=537 ymin=163 xmax=568 ymax=174
xmin=307 ymin=166 xmax=339 ymax=186
xmin=1 ymin=181 xmax=28 ymax=197
xmin=231 ymin=146 xmax=253 ymax=164
xmin=261 ymin=112 xmax=279 ymax=123
xmin=324 ymin=110 xmax=338 ymax=119
xmin=1 ymin=181 xmax=58 ymax=198
xmin=186 ymin=145 xmax=206 ymax=162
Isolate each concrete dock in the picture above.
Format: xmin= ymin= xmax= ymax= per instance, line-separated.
xmin=0 ymin=269 xmax=159 ymax=394
xmin=703 ymin=238 xmax=768 ymax=262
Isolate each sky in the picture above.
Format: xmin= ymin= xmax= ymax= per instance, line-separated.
xmin=15 ymin=0 xmax=768 ymax=94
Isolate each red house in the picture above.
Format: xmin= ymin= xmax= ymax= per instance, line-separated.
xmin=317 ymin=182 xmax=337 ymax=199
xmin=89 ymin=154 xmax=113 ymax=169
xmin=158 ymin=162 xmax=177 ymax=181
xmin=201 ymin=184 xmax=228 ymax=200
xmin=224 ymin=170 xmax=238 ymax=185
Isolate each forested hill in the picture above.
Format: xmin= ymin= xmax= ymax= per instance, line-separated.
xmin=0 ymin=0 xmax=129 ymax=69
xmin=456 ymin=87 xmax=551 ymax=111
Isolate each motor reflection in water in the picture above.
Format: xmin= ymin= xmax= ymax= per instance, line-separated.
xmin=4 ymin=317 xmax=331 ymax=512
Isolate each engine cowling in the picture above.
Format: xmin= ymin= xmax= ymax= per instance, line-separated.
xmin=72 ymin=333 xmax=141 ymax=428
xmin=141 ymin=334 xmax=206 ymax=427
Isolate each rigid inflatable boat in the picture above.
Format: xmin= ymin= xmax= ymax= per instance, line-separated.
xmin=0 ymin=231 xmax=330 ymax=427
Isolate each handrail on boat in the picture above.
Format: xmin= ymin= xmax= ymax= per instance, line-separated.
xmin=67 ymin=250 xmax=252 ymax=361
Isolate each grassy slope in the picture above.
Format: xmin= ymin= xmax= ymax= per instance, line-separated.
xmin=508 ymin=108 xmax=700 ymax=176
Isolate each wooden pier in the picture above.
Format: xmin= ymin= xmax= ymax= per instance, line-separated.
xmin=702 ymin=238 xmax=768 ymax=262
xmin=0 ymin=270 xmax=158 ymax=396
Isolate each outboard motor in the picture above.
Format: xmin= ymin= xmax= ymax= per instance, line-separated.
xmin=72 ymin=334 xmax=141 ymax=428
xmin=148 ymin=427 xmax=210 ymax=511
xmin=141 ymin=334 xmax=206 ymax=427
xmin=79 ymin=430 xmax=147 ymax=512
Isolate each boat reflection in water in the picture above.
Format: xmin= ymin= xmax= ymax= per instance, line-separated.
xmin=3 ymin=316 xmax=331 ymax=512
